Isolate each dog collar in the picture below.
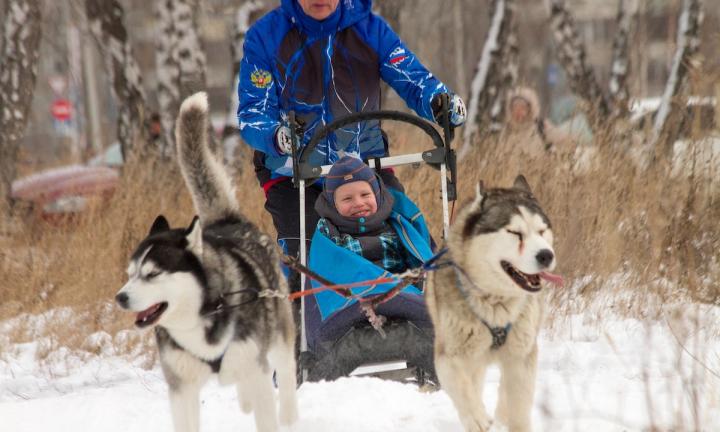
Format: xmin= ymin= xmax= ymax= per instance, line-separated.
xmin=452 ymin=264 xmax=512 ymax=350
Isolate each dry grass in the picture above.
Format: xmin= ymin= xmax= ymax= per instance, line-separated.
xmin=1 ymin=97 xmax=718 ymax=362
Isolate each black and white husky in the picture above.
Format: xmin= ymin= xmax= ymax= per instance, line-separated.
xmin=115 ymin=92 xmax=297 ymax=432
xmin=426 ymin=176 xmax=563 ymax=432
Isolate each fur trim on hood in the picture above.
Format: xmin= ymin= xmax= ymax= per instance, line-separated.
xmin=506 ymin=86 xmax=541 ymax=124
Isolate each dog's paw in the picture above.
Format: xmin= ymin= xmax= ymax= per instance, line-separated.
xmin=487 ymin=420 xmax=509 ymax=432
xmin=463 ymin=415 xmax=493 ymax=432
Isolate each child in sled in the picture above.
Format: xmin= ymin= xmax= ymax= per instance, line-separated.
xmin=313 ymin=155 xmax=423 ymax=274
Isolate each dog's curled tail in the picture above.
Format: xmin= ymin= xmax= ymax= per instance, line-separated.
xmin=176 ymin=92 xmax=239 ymax=224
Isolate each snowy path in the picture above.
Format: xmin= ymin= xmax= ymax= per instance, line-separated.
xmin=2 ymin=310 xmax=719 ymax=431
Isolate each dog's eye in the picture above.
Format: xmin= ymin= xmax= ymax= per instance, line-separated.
xmin=145 ymin=270 xmax=161 ymax=280
xmin=507 ymin=230 xmax=524 ymax=242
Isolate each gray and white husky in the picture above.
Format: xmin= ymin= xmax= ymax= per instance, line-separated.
xmin=115 ymin=92 xmax=297 ymax=432
xmin=426 ymin=176 xmax=563 ymax=432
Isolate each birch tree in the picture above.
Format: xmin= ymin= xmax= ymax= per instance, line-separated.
xmin=0 ymin=0 xmax=41 ymax=214
xmin=375 ymin=0 xmax=402 ymax=37
xmin=608 ymin=0 xmax=634 ymax=119
xmin=375 ymin=0 xmax=403 ymax=107
xmin=549 ymin=0 xmax=609 ymax=133
xmin=85 ymin=0 xmax=150 ymax=161
xmin=652 ymin=0 xmax=704 ymax=150
xmin=155 ymin=0 xmax=210 ymax=157
xmin=461 ymin=0 xmax=517 ymax=156
xmin=224 ymin=0 xmax=265 ymax=172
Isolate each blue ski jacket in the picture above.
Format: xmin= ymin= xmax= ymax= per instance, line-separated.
xmin=238 ymin=0 xmax=451 ymax=183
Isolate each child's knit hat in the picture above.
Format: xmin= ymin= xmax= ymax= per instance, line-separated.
xmin=324 ymin=156 xmax=380 ymax=204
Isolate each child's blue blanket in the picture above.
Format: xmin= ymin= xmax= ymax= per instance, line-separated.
xmin=308 ymin=189 xmax=434 ymax=321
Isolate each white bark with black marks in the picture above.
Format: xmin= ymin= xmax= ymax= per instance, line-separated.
xmin=156 ymin=0 xmax=209 ymax=157
xmin=652 ymin=0 xmax=704 ymax=148
xmin=0 ymin=0 xmax=41 ymax=213
xmin=608 ymin=0 xmax=634 ymax=119
xmin=225 ymin=0 xmax=265 ymax=172
xmin=375 ymin=0 xmax=403 ymax=107
xmin=550 ymin=0 xmax=609 ymax=132
xmin=86 ymin=0 xmax=149 ymax=161
xmin=462 ymin=0 xmax=516 ymax=156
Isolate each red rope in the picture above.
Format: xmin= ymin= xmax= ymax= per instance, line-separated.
xmin=287 ymin=275 xmax=398 ymax=301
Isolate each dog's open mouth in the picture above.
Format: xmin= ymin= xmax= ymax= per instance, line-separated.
xmin=135 ymin=302 xmax=168 ymax=328
xmin=501 ymin=261 xmax=564 ymax=292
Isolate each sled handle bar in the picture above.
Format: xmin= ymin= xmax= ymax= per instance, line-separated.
xmin=296 ymin=110 xmax=449 ymax=180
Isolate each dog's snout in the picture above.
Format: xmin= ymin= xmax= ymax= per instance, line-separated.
xmin=115 ymin=292 xmax=129 ymax=308
xmin=535 ymin=249 xmax=554 ymax=268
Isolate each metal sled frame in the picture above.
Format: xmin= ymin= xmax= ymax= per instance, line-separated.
xmin=289 ymin=95 xmax=458 ymax=381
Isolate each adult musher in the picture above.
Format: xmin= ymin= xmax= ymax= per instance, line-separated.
xmin=237 ymin=0 xmax=467 ymax=293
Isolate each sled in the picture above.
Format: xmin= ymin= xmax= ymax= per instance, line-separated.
xmin=290 ymin=95 xmax=458 ymax=385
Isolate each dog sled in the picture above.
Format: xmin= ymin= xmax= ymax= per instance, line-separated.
xmin=288 ymin=96 xmax=458 ymax=385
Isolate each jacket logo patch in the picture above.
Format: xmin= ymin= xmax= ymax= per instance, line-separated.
xmin=389 ymin=55 xmax=407 ymax=65
xmin=251 ymin=70 xmax=272 ymax=88
xmin=390 ymin=47 xmax=405 ymax=57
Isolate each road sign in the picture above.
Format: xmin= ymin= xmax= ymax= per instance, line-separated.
xmin=51 ymin=99 xmax=73 ymax=122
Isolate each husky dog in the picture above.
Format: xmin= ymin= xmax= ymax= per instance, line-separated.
xmin=426 ymin=176 xmax=563 ymax=432
xmin=115 ymin=92 xmax=297 ymax=432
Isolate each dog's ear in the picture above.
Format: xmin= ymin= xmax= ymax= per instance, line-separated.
xmin=513 ymin=175 xmax=532 ymax=194
xmin=185 ymin=216 xmax=203 ymax=254
xmin=149 ymin=215 xmax=170 ymax=235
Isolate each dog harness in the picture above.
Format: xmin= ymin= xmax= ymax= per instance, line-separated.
xmin=452 ymin=265 xmax=513 ymax=350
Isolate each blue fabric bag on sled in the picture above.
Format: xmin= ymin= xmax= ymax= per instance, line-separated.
xmin=301 ymin=189 xmax=437 ymax=383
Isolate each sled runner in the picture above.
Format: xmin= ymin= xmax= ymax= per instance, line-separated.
xmin=289 ymin=96 xmax=458 ymax=384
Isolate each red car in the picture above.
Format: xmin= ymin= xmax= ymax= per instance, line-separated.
xmin=11 ymin=144 xmax=121 ymax=220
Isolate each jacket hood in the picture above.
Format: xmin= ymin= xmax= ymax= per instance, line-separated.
xmin=506 ymin=86 xmax=541 ymax=127
xmin=281 ymin=0 xmax=372 ymax=36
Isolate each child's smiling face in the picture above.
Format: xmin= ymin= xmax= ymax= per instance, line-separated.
xmin=334 ymin=181 xmax=378 ymax=218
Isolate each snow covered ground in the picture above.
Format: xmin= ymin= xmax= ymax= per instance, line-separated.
xmin=2 ymin=304 xmax=719 ymax=432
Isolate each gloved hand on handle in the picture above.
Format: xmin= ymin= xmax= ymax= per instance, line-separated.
xmin=431 ymin=93 xmax=467 ymax=128
xmin=274 ymin=124 xmax=294 ymax=155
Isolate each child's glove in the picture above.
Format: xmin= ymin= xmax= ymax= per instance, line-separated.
xmin=432 ymin=93 xmax=467 ymax=128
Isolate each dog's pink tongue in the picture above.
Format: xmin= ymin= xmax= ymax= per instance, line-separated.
xmin=540 ymin=272 xmax=564 ymax=287
xmin=137 ymin=304 xmax=160 ymax=322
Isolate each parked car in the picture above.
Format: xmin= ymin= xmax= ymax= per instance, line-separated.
xmin=11 ymin=143 xmax=122 ymax=219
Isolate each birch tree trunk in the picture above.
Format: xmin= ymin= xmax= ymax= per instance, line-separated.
xmin=375 ymin=0 xmax=402 ymax=37
xmin=652 ymin=0 xmax=704 ymax=151
xmin=156 ymin=0 xmax=210 ymax=158
xmin=461 ymin=0 xmax=516 ymax=156
xmin=0 ymin=0 xmax=42 ymax=214
xmin=86 ymin=0 xmax=149 ymax=162
xmin=224 ymin=0 xmax=265 ymax=174
xmin=608 ymin=0 xmax=633 ymax=120
xmin=375 ymin=0 xmax=403 ymax=107
xmin=488 ymin=1 xmax=518 ymax=132
xmin=550 ymin=0 xmax=609 ymax=133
